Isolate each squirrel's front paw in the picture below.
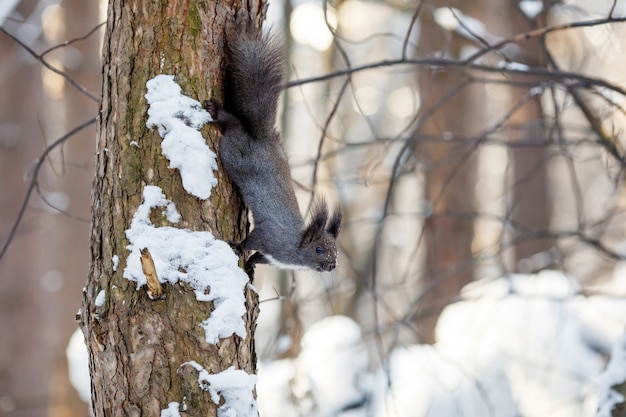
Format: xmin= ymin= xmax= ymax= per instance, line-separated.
xmin=244 ymin=260 xmax=256 ymax=276
xmin=203 ymin=99 xmax=219 ymax=120
xmin=229 ymin=241 xmax=243 ymax=256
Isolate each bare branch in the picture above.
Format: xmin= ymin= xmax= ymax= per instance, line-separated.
xmin=40 ymin=21 xmax=106 ymax=58
xmin=0 ymin=117 xmax=97 ymax=261
xmin=463 ymin=15 xmax=626 ymax=64
xmin=0 ymin=27 xmax=100 ymax=102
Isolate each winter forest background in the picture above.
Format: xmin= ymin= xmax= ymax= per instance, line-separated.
xmin=1 ymin=0 xmax=626 ymax=416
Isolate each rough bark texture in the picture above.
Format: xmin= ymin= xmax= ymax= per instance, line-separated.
xmin=80 ymin=0 xmax=265 ymax=415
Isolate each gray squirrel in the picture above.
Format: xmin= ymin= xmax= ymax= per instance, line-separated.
xmin=204 ymin=30 xmax=341 ymax=272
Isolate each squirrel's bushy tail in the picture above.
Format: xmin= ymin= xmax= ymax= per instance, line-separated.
xmin=224 ymin=31 xmax=284 ymax=139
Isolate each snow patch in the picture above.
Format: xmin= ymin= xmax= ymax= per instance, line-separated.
xmin=95 ymin=289 xmax=106 ymax=307
xmin=183 ymin=361 xmax=258 ymax=417
xmin=160 ymin=402 xmax=181 ymax=417
xmin=433 ymin=271 xmax=615 ymax=417
xmin=519 ymin=0 xmax=543 ymax=19
xmin=145 ymin=74 xmax=217 ymax=200
xmin=257 ymin=315 xmax=370 ymax=417
xmin=373 ymin=344 xmax=516 ymax=417
xmin=299 ymin=315 xmax=369 ymax=414
xmin=123 ymin=185 xmax=249 ymax=343
xmin=66 ymin=328 xmax=91 ymax=405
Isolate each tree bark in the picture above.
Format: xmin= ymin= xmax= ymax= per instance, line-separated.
xmin=79 ymin=0 xmax=264 ymax=415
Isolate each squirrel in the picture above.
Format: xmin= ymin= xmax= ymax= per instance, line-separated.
xmin=204 ymin=30 xmax=341 ymax=273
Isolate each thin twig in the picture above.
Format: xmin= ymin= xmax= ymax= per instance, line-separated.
xmin=0 ymin=27 xmax=99 ymax=102
xmin=0 ymin=117 xmax=97 ymax=261
xmin=40 ymin=21 xmax=106 ymax=58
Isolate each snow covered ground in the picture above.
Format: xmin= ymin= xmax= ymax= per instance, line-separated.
xmin=69 ymin=270 xmax=626 ymax=416
xmin=256 ymin=270 xmax=626 ymax=417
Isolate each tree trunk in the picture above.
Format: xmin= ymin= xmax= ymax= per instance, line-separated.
xmin=414 ymin=1 xmax=482 ymax=343
xmin=79 ymin=1 xmax=264 ymax=415
xmin=507 ymin=7 xmax=553 ymax=271
xmin=0 ymin=2 xmax=49 ymax=414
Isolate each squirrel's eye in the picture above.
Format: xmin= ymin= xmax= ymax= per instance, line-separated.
xmin=315 ymin=247 xmax=323 ymax=254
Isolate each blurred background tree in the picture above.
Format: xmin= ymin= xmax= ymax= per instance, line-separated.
xmin=0 ymin=0 xmax=98 ymax=415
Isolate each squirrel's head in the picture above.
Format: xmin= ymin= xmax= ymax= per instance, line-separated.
xmin=300 ymin=199 xmax=342 ymax=272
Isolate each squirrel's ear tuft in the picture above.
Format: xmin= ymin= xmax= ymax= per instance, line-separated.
xmin=301 ymin=198 xmax=329 ymax=246
xmin=327 ymin=205 xmax=342 ymax=238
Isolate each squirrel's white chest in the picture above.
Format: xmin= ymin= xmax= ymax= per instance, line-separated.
xmin=264 ymin=254 xmax=310 ymax=271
